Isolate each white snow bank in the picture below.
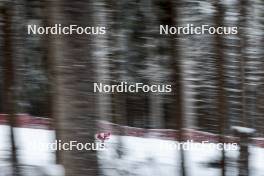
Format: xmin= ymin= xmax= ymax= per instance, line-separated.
xmin=0 ymin=125 xmax=62 ymax=176
xmin=98 ymin=135 xmax=264 ymax=176
xmin=232 ymin=126 xmax=256 ymax=134
xmin=1 ymin=125 xmax=264 ymax=176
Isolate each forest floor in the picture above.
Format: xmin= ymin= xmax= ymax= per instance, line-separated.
xmin=0 ymin=125 xmax=264 ymax=176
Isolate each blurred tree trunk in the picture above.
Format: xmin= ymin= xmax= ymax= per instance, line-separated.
xmin=41 ymin=0 xmax=61 ymax=164
xmin=1 ymin=6 xmax=21 ymax=176
xmin=105 ymin=0 xmax=124 ymax=127
xmin=104 ymin=0 xmax=126 ymax=159
xmin=237 ymin=0 xmax=250 ymax=175
xmin=213 ymin=1 xmax=226 ymax=176
xmin=238 ymin=0 xmax=248 ymax=126
xmin=156 ymin=0 xmax=187 ymax=175
xmin=146 ymin=0 xmax=165 ymax=129
xmin=55 ymin=1 xmax=99 ymax=175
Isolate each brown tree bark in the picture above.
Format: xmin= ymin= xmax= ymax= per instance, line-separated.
xmin=237 ymin=0 xmax=251 ymax=175
xmin=213 ymin=1 xmax=227 ymax=176
xmin=41 ymin=0 xmax=62 ymax=164
xmin=55 ymin=1 xmax=100 ymax=175
xmin=156 ymin=0 xmax=187 ymax=175
xmin=1 ymin=6 xmax=21 ymax=176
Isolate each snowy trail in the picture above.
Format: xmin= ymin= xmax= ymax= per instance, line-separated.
xmin=1 ymin=125 xmax=264 ymax=176
xmin=99 ymin=135 xmax=264 ymax=176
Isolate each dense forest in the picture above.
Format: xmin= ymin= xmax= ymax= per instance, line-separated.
xmin=0 ymin=0 xmax=264 ymax=176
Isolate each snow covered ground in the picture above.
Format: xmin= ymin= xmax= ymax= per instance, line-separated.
xmin=98 ymin=135 xmax=264 ymax=176
xmin=0 ymin=125 xmax=64 ymax=176
xmin=0 ymin=125 xmax=55 ymax=166
xmin=1 ymin=125 xmax=264 ymax=176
